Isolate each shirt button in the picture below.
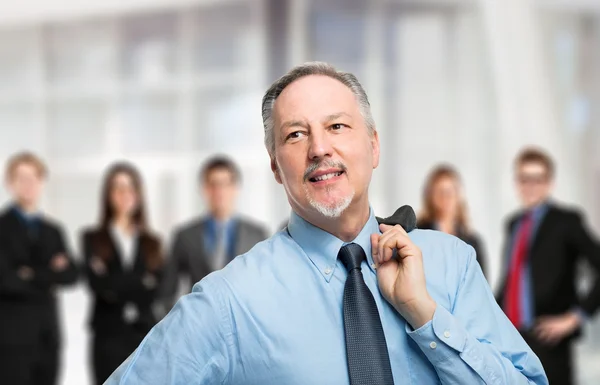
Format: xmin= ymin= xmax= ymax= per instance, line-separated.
xmin=444 ymin=331 xmax=451 ymax=338
xmin=371 ymin=263 xmax=377 ymax=269
xmin=429 ymin=342 xmax=437 ymax=349
xmin=324 ymin=267 xmax=332 ymax=275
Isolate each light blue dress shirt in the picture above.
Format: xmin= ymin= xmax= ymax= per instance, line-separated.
xmin=107 ymin=208 xmax=547 ymax=385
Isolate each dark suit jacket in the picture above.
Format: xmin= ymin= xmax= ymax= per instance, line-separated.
xmin=496 ymin=203 xmax=600 ymax=339
xmin=161 ymin=216 xmax=268 ymax=309
xmin=82 ymin=228 xmax=163 ymax=336
xmin=0 ymin=207 xmax=78 ymax=346
xmin=417 ymin=220 xmax=488 ymax=279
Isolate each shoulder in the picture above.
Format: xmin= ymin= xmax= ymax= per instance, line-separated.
xmin=410 ymin=229 xmax=476 ymax=279
xmin=194 ymin=230 xmax=292 ymax=291
xmin=0 ymin=207 xmax=13 ymax=223
xmin=173 ymin=217 xmax=206 ymax=238
xmin=236 ymin=216 xmax=269 ymax=233
xmin=411 ymin=229 xmax=475 ymax=262
xmin=141 ymin=231 xmax=162 ymax=247
xmin=461 ymin=230 xmax=483 ymax=247
xmin=547 ymin=202 xmax=583 ymax=220
xmin=80 ymin=226 xmax=105 ymax=243
xmin=39 ymin=215 xmax=66 ymax=234
xmin=416 ymin=220 xmax=435 ymax=230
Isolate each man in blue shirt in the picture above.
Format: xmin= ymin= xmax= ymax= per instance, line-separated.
xmin=106 ymin=62 xmax=547 ymax=384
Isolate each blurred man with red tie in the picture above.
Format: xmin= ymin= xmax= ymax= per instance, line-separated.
xmin=497 ymin=147 xmax=600 ymax=385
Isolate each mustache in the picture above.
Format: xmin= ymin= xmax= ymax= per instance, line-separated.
xmin=303 ymin=160 xmax=348 ymax=181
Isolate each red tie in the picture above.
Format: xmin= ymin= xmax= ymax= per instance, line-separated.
xmin=505 ymin=213 xmax=533 ymax=329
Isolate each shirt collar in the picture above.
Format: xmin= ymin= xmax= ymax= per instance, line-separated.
xmin=287 ymin=207 xmax=380 ymax=282
xmin=524 ymin=201 xmax=549 ymax=221
xmin=207 ymin=215 xmax=236 ymax=230
xmin=11 ymin=204 xmax=40 ymax=223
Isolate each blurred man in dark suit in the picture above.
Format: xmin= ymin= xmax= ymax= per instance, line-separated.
xmin=497 ymin=147 xmax=600 ymax=385
xmin=0 ymin=152 xmax=78 ymax=385
xmin=161 ymin=156 xmax=268 ymax=309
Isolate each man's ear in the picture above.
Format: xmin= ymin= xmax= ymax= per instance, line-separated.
xmin=271 ymin=157 xmax=282 ymax=184
xmin=371 ymin=129 xmax=380 ymax=169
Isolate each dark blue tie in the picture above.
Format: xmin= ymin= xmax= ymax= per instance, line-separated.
xmin=338 ymin=243 xmax=395 ymax=385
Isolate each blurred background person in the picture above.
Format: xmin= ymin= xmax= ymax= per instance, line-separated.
xmin=0 ymin=152 xmax=78 ymax=385
xmin=496 ymin=147 xmax=600 ymax=385
xmin=160 ymin=155 xmax=268 ymax=311
xmin=81 ymin=162 xmax=164 ymax=385
xmin=417 ymin=164 xmax=488 ymax=278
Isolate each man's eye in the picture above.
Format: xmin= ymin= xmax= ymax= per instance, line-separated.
xmin=286 ymin=131 xmax=304 ymax=140
xmin=331 ymin=123 xmax=347 ymax=130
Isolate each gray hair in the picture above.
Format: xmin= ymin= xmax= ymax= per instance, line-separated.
xmin=261 ymin=62 xmax=376 ymax=156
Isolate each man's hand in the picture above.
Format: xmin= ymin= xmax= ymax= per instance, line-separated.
xmin=50 ymin=253 xmax=69 ymax=272
xmin=534 ymin=311 xmax=581 ymax=345
xmin=17 ymin=266 xmax=35 ymax=281
xmin=371 ymin=223 xmax=436 ymax=329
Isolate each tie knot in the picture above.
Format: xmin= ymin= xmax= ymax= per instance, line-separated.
xmin=338 ymin=243 xmax=366 ymax=272
xmin=522 ymin=211 xmax=534 ymax=223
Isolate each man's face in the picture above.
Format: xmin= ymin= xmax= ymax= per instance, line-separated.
xmin=515 ymin=162 xmax=552 ymax=208
xmin=270 ymin=75 xmax=380 ymax=220
xmin=7 ymin=163 xmax=44 ymax=207
xmin=203 ymin=168 xmax=239 ymax=216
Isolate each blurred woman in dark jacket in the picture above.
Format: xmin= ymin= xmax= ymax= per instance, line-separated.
xmin=82 ymin=162 xmax=164 ymax=384
xmin=418 ymin=164 xmax=488 ymax=279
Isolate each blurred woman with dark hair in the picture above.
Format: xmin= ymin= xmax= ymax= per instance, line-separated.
xmin=418 ymin=164 xmax=488 ymax=279
xmin=82 ymin=162 xmax=164 ymax=384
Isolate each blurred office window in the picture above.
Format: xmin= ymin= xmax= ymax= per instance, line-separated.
xmin=122 ymin=12 xmax=179 ymax=84
xmin=47 ymin=99 xmax=109 ymax=157
xmin=193 ymin=2 xmax=256 ymax=72
xmin=540 ymin=5 xmax=600 ymax=383
xmin=308 ymin=2 xmax=367 ymax=77
xmin=0 ymin=103 xmax=41 ymax=154
xmin=119 ymin=93 xmax=179 ymax=153
xmin=0 ymin=27 xmax=41 ymax=92
xmin=47 ymin=21 xmax=117 ymax=89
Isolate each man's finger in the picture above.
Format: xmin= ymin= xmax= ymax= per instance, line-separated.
xmin=379 ymin=223 xmax=407 ymax=236
xmin=371 ymin=233 xmax=380 ymax=265
xmin=378 ymin=230 xmax=410 ymax=264
xmin=377 ymin=230 xmax=397 ymax=263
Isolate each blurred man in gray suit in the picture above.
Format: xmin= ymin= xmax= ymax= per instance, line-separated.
xmin=160 ymin=156 xmax=269 ymax=310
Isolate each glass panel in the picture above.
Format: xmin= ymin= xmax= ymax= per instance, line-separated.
xmin=193 ymin=87 xmax=263 ymax=153
xmin=118 ymin=94 xmax=179 ymax=153
xmin=0 ymin=103 xmax=40 ymax=153
xmin=307 ymin=3 xmax=366 ymax=76
xmin=47 ymin=99 xmax=108 ymax=156
xmin=46 ymin=20 xmax=116 ymax=87
xmin=121 ymin=12 xmax=179 ymax=83
xmin=0 ymin=27 xmax=40 ymax=91
xmin=193 ymin=2 xmax=254 ymax=72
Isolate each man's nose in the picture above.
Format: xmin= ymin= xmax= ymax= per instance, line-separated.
xmin=307 ymin=128 xmax=333 ymax=161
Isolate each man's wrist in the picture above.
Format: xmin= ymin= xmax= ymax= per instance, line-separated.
xmin=397 ymin=295 xmax=437 ymax=329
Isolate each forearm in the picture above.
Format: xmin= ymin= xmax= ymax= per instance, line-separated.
xmin=407 ymin=306 xmax=546 ymax=385
xmin=0 ymin=268 xmax=47 ymax=298
xmin=89 ymin=270 xmax=158 ymax=304
xmin=34 ymin=263 xmax=79 ymax=287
